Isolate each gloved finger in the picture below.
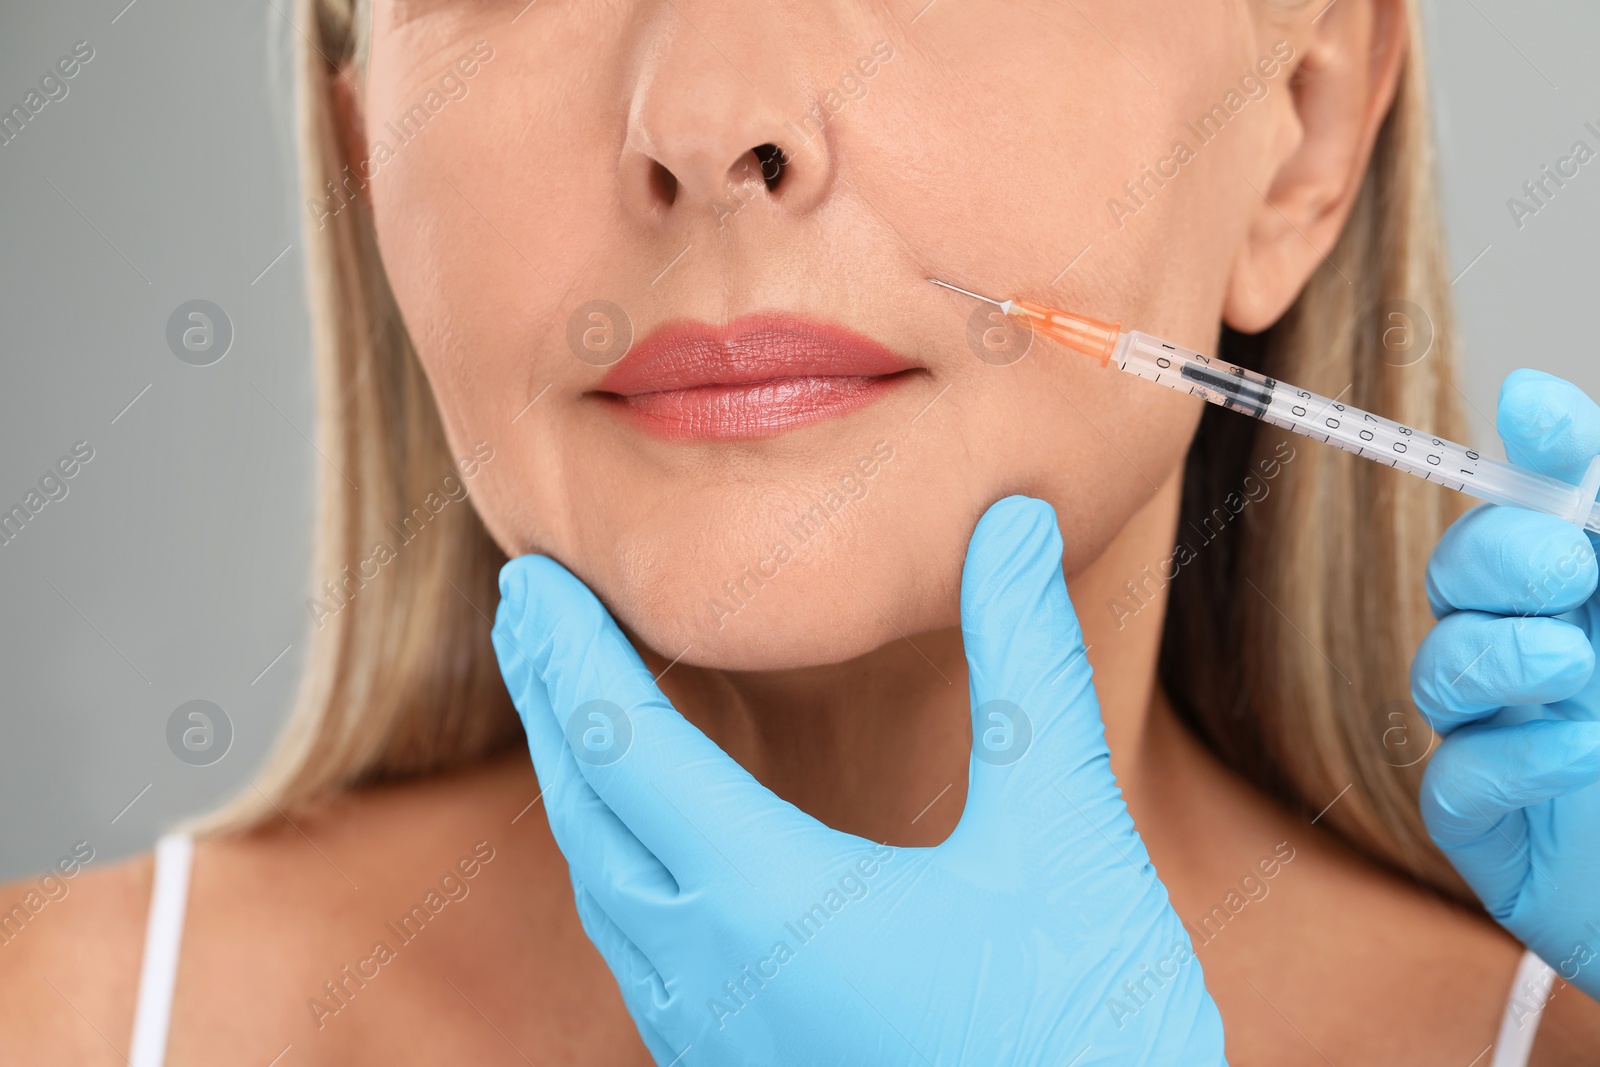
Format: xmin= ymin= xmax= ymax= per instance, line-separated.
xmin=569 ymin=880 xmax=681 ymax=1065
xmin=1410 ymin=612 xmax=1594 ymax=733
xmin=498 ymin=554 xmax=829 ymax=889
xmin=1423 ymin=505 xmax=1596 ymax=619
xmin=1420 ymin=719 xmax=1600 ymax=918
xmin=492 ymin=603 xmax=591 ymax=801
xmin=1497 ymin=368 xmax=1600 ymax=486
xmin=492 ymin=594 xmax=681 ymax=958
xmin=951 ymin=496 xmax=1117 ymax=829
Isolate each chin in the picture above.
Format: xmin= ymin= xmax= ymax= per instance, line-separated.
xmin=599 ymin=488 xmax=969 ymax=672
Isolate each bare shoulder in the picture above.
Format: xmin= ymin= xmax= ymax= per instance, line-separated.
xmin=0 ymin=757 xmax=638 ymax=1066
xmin=1532 ymin=981 xmax=1600 ymax=1066
xmin=171 ymin=756 xmax=629 ymax=1065
xmin=0 ymin=843 xmax=152 ymax=1065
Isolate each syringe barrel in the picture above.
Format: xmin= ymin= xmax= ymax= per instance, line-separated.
xmin=1112 ymin=330 xmax=1600 ymax=533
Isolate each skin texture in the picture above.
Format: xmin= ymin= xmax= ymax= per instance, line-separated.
xmin=3 ymin=0 xmax=1599 ymax=1063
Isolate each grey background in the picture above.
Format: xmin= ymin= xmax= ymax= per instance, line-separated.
xmin=1 ymin=1 xmax=1597 ymax=881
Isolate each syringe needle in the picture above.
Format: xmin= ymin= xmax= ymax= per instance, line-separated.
xmin=928 ymin=278 xmax=1010 ymax=309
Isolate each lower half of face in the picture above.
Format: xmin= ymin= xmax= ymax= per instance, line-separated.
xmin=364 ymin=0 xmax=1263 ymax=669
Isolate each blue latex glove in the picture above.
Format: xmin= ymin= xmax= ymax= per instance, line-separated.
xmin=1413 ymin=369 xmax=1600 ymax=998
xmin=493 ymin=496 xmax=1227 ymax=1066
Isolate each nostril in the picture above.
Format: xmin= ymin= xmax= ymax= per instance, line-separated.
xmin=752 ymin=143 xmax=787 ymax=192
xmin=649 ymin=160 xmax=679 ymax=207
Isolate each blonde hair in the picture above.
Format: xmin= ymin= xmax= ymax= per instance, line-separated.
xmin=199 ymin=0 xmax=518 ymax=833
xmin=204 ymin=0 xmax=1472 ymax=900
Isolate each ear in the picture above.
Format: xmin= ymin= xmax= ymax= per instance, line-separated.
xmin=329 ymin=62 xmax=370 ymax=199
xmin=1223 ymin=0 xmax=1408 ymax=333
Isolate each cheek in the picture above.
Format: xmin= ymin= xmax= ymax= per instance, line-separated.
xmin=960 ymin=350 xmax=1205 ymax=576
xmin=365 ymin=31 xmax=636 ymax=554
xmin=851 ymin=6 xmax=1252 ymax=320
xmin=365 ymin=24 xmax=634 ymax=427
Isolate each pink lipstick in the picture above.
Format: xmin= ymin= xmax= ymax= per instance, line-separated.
xmin=594 ymin=314 xmax=915 ymax=440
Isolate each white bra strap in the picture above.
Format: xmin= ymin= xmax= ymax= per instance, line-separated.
xmin=129 ymin=833 xmax=194 ymax=1067
xmin=1490 ymin=947 xmax=1557 ymax=1067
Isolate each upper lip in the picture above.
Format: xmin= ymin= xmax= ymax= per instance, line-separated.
xmin=595 ymin=314 xmax=915 ymax=395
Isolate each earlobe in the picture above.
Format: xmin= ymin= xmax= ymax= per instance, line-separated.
xmin=329 ymin=63 xmax=370 ymax=201
xmin=1223 ymin=0 xmax=1408 ymax=334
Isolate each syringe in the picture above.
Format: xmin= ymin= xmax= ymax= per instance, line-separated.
xmin=930 ymin=279 xmax=1600 ymax=534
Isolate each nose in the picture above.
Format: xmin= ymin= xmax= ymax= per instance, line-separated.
xmin=619 ymin=11 xmax=834 ymax=226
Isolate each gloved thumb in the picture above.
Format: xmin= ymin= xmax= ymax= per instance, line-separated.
xmin=952 ymin=496 xmax=1117 ymax=833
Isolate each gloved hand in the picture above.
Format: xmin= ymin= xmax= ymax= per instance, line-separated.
xmin=492 ymin=495 xmax=1227 ymax=1066
xmin=1413 ymin=368 xmax=1600 ymax=998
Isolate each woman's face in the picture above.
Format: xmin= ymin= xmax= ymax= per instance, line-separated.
xmin=355 ymin=0 xmax=1305 ymax=669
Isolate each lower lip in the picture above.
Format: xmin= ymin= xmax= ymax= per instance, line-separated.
xmin=605 ymin=374 xmax=907 ymax=440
